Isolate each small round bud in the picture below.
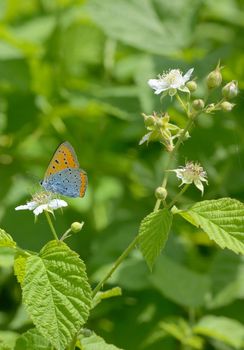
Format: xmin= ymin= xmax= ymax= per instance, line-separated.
xmin=71 ymin=222 xmax=84 ymax=233
xmin=186 ymin=80 xmax=197 ymax=92
xmin=192 ymin=99 xmax=205 ymax=111
xmin=155 ymin=187 xmax=167 ymax=200
xmin=222 ymin=81 xmax=238 ymax=99
xmin=220 ymin=101 xmax=235 ymax=112
xmin=207 ymin=64 xmax=222 ymax=89
xmin=144 ymin=115 xmax=155 ymax=127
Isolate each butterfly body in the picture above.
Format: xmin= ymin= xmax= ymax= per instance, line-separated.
xmin=41 ymin=142 xmax=87 ymax=198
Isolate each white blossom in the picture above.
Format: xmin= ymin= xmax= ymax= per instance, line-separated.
xmin=15 ymin=192 xmax=68 ymax=216
xmin=148 ymin=68 xmax=194 ymax=96
xmin=172 ymin=161 xmax=208 ymax=195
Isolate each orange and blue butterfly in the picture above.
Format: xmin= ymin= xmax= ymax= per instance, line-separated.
xmin=40 ymin=141 xmax=87 ymax=198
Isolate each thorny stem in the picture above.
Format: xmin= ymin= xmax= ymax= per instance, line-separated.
xmin=44 ymin=211 xmax=59 ymax=240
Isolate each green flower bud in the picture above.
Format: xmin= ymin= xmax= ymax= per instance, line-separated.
xmin=222 ymin=80 xmax=238 ymax=99
xmin=192 ymin=99 xmax=205 ymax=110
xmin=220 ymin=101 xmax=235 ymax=112
xmin=143 ymin=114 xmax=155 ymax=127
xmin=207 ymin=63 xmax=223 ymax=89
xmin=71 ymin=221 xmax=84 ymax=233
xmin=186 ymin=80 xmax=197 ymax=92
xmin=155 ymin=187 xmax=167 ymax=200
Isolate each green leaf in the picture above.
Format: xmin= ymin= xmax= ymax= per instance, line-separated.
xmin=77 ymin=331 xmax=124 ymax=350
xmin=19 ymin=240 xmax=92 ymax=350
xmin=139 ymin=209 xmax=172 ymax=270
xmin=150 ymin=255 xmax=210 ymax=307
xmin=0 ymin=229 xmax=16 ymax=248
xmin=160 ymin=318 xmax=204 ymax=350
xmin=194 ymin=315 xmax=244 ymax=349
xmin=0 ymin=247 xmax=15 ymax=267
xmin=178 ymin=198 xmax=244 ymax=255
xmin=86 ymin=0 xmax=196 ymax=55
xmin=14 ymin=253 xmax=28 ymax=285
xmin=0 ymin=331 xmax=19 ymax=350
xmin=14 ymin=328 xmax=51 ymax=350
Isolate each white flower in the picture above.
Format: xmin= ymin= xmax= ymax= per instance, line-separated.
xmin=172 ymin=161 xmax=208 ymax=195
xmin=148 ymin=68 xmax=194 ymax=96
xmin=15 ymin=192 xmax=68 ymax=216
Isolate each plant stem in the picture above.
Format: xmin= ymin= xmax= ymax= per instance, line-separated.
xmin=92 ymin=97 xmax=195 ymax=297
xmin=167 ymin=184 xmax=190 ymax=209
xmin=45 ymin=211 xmax=59 ymax=240
xmin=154 ymin=116 xmax=194 ymax=211
xmin=92 ymin=235 xmax=141 ymax=297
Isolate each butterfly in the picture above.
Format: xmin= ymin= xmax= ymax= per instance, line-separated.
xmin=40 ymin=141 xmax=88 ymax=198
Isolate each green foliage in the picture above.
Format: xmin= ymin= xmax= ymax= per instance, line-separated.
xmin=15 ymin=241 xmax=92 ymax=350
xmin=14 ymin=328 xmax=51 ymax=350
xmin=139 ymin=209 xmax=172 ymax=270
xmin=194 ymin=315 xmax=244 ymax=349
xmin=0 ymin=229 xmax=16 ymax=248
xmin=0 ymin=331 xmax=19 ymax=350
xmin=77 ymin=331 xmax=124 ymax=350
xmin=178 ymin=198 xmax=244 ymax=254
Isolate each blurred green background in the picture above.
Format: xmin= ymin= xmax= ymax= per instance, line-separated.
xmin=0 ymin=0 xmax=244 ymax=349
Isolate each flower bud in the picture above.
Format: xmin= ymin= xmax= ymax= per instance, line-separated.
xmin=143 ymin=114 xmax=155 ymax=127
xmin=155 ymin=187 xmax=167 ymax=200
xmin=192 ymin=99 xmax=205 ymax=111
xmin=71 ymin=221 xmax=84 ymax=233
xmin=207 ymin=64 xmax=222 ymax=89
xmin=220 ymin=101 xmax=235 ymax=112
xmin=222 ymin=81 xmax=238 ymax=99
xmin=186 ymin=80 xmax=197 ymax=92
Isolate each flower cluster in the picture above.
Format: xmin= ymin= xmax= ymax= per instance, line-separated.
xmin=15 ymin=191 xmax=67 ymax=216
xmin=139 ymin=112 xmax=189 ymax=152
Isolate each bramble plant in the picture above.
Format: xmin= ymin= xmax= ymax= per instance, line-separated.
xmin=0 ymin=63 xmax=243 ymax=350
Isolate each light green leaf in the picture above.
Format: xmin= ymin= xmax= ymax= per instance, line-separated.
xmin=160 ymin=318 xmax=204 ymax=350
xmin=0 ymin=247 xmax=15 ymax=267
xmin=14 ymin=253 xmax=28 ymax=285
xmin=150 ymin=255 xmax=210 ymax=307
xmin=19 ymin=240 xmax=92 ymax=350
xmin=86 ymin=0 xmax=196 ymax=55
xmin=0 ymin=331 xmax=19 ymax=350
xmin=14 ymin=328 xmax=51 ymax=350
xmin=0 ymin=229 xmax=16 ymax=248
xmin=178 ymin=198 xmax=244 ymax=255
xmin=139 ymin=209 xmax=172 ymax=270
xmin=194 ymin=315 xmax=244 ymax=349
xmin=78 ymin=332 xmax=124 ymax=350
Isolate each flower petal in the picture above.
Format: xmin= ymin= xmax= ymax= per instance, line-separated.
xmin=49 ymin=199 xmax=68 ymax=210
xmin=183 ymin=68 xmax=194 ymax=82
xmin=33 ymin=204 xmax=48 ymax=216
xmin=194 ymin=179 xmax=204 ymax=195
xmin=15 ymin=201 xmax=37 ymax=211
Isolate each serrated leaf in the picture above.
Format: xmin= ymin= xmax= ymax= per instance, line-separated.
xmin=20 ymin=240 xmax=92 ymax=350
xmin=178 ymin=198 xmax=244 ymax=255
xmin=0 ymin=247 xmax=15 ymax=267
xmin=194 ymin=315 xmax=244 ymax=349
xmin=0 ymin=331 xmax=19 ymax=350
xmin=139 ymin=209 xmax=172 ymax=270
xmin=77 ymin=332 xmax=124 ymax=350
xmin=14 ymin=328 xmax=51 ymax=350
xmin=14 ymin=254 xmax=28 ymax=285
xmin=0 ymin=229 xmax=16 ymax=248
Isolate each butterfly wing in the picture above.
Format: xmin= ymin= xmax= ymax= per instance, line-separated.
xmin=43 ymin=168 xmax=87 ymax=198
xmin=44 ymin=141 xmax=79 ymax=179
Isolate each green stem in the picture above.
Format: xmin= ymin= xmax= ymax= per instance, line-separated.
xmin=176 ymin=93 xmax=188 ymax=114
xmin=60 ymin=228 xmax=71 ymax=242
xmin=167 ymin=184 xmax=190 ymax=209
xmin=92 ymin=235 xmax=141 ymax=297
xmin=45 ymin=211 xmax=59 ymax=240
xmin=154 ymin=117 xmax=194 ymax=211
